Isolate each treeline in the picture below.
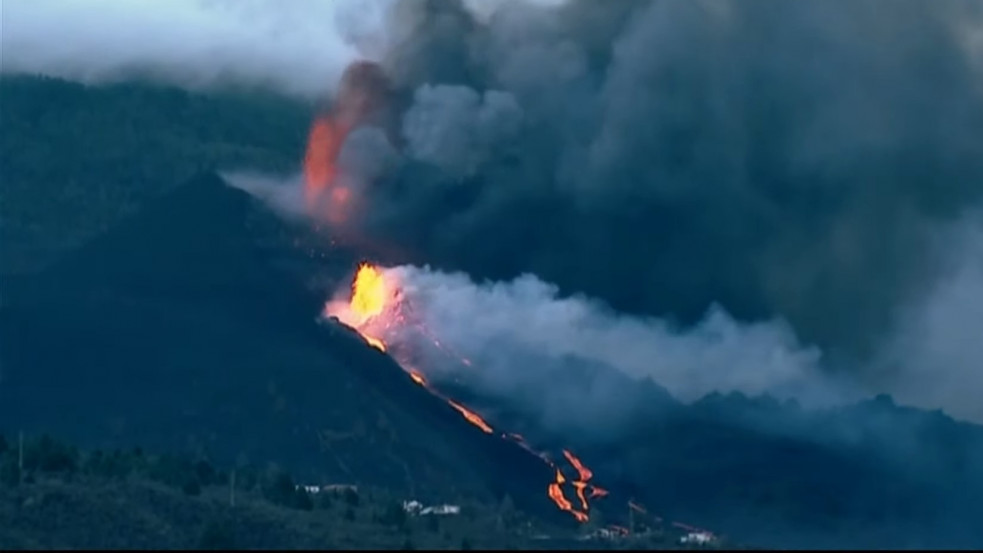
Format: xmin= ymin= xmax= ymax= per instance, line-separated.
xmin=0 ymin=433 xmax=523 ymax=550
xmin=0 ymin=433 xmax=701 ymax=550
xmin=0 ymin=74 xmax=312 ymax=273
xmin=0 ymin=433 xmax=323 ymax=509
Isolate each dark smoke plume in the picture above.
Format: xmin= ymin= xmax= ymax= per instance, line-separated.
xmin=9 ymin=0 xmax=980 ymax=420
xmin=357 ymin=0 xmax=983 ymax=369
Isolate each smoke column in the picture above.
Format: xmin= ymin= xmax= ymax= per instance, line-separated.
xmin=873 ymin=212 xmax=983 ymax=423
xmin=9 ymin=0 xmax=983 ymax=421
xmin=384 ymin=265 xmax=839 ymax=414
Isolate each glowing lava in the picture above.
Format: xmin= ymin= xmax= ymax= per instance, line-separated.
xmin=302 ymin=60 xmax=389 ymax=223
xmin=548 ymin=469 xmax=588 ymax=522
xmin=350 ymin=263 xmax=389 ymax=325
xmin=409 ymin=370 xmax=427 ymax=386
xmin=544 ymin=450 xmax=602 ymax=521
xmin=447 ymin=399 xmax=494 ymax=434
xmin=339 ymin=262 xmax=393 ymax=352
xmin=564 ymin=449 xmax=593 ymax=482
xmin=303 ymin=116 xmax=342 ymax=208
xmin=325 ymin=262 xmax=610 ymax=523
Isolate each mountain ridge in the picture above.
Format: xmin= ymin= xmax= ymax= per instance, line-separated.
xmin=0 ymin=173 xmax=569 ymax=522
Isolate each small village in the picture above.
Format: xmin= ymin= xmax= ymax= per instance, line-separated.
xmin=295 ymin=482 xmax=720 ymax=548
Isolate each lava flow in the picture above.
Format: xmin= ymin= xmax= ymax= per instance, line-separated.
xmin=323 ymin=262 xmax=611 ymax=523
xmin=338 ymin=263 xmax=391 ymax=352
xmin=302 ymin=61 xmax=389 ymax=223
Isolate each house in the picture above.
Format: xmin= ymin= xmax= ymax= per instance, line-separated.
xmin=421 ymin=504 xmax=461 ymax=515
xmin=578 ymin=527 xmax=627 ymax=541
xmin=679 ymin=531 xmax=716 ymax=545
xmin=402 ymin=500 xmax=461 ymax=516
xmin=295 ymin=484 xmax=359 ymax=495
xmin=322 ymin=484 xmax=358 ymax=494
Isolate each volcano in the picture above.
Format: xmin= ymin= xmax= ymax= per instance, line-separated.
xmin=0 ymin=173 xmax=562 ymax=516
xmin=5 ymin=172 xmax=983 ymax=549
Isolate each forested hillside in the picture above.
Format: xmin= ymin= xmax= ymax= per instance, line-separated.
xmin=0 ymin=434 xmax=704 ymax=550
xmin=0 ymin=75 xmax=310 ymax=273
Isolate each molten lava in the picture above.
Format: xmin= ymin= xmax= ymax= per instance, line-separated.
xmin=350 ymin=263 xmax=389 ymax=325
xmin=302 ymin=60 xmax=390 ymax=222
xmin=303 ymin=117 xmax=342 ymax=207
xmin=409 ymin=370 xmax=427 ymax=386
xmin=339 ymin=262 xmax=392 ymax=352
xmin=364 ymin=335 xmax=386 ymax=352
xmin=447 ymin=400 xmax=494 ymax=434
xmin=324 ymin=262 xmax=612 ymax=524
xmin=564 ymin=449 xmax=594 ymax=482
xmin=548 ymin=469 xmax=588 ymax=522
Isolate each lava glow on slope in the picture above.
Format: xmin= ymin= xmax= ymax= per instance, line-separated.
xmin=323 ymin=261 xmax=608 ymax=523
xmin=305 ymin=59 xmax=720 ymax=538
xmin=302 ymin=61 xmax=389 ymax=225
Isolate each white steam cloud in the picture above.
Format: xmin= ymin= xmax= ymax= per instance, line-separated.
xmin=875 ymin=213 xmax=983 ymax=423
xmin=0 ymin=0 xmax=392 ymax=98
xmin=382 ymin=265 xmax=836 ymax=406
xmin=0 ymin=0 xmax=577 ymax=98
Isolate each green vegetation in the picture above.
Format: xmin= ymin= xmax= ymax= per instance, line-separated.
xmin=0 ymin=434 xmax=708 ymax=550
xmin=0 ymin=74 xmax=311 ymax=273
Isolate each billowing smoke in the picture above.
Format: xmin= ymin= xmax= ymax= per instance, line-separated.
xmin=364 ymin=0 xmax=983 ymax=362
xmin=388 ymin=265 xmax=825 ymax=401
xmin=11 ymin=0 xmax=983 ymax=422
xmin=874 ymin=212 xmax=983 ymax=423
xmin=382 ymin=264 xmax=846 ymax=431
xmin=344 ymin=0 xmax=983 ymax=422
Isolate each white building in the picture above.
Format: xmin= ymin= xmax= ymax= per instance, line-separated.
xmin=295 ymin=484 xmax=358 ymax=495
xmin=402 ymin=500 xmax=461 ymax=516
xmin=421 ymin=504 xmax=461 ymax=515
xmin=679 ymin=531 xmax=716 ymax=545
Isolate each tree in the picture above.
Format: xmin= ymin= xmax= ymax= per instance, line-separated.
xmin=380 ymin=501 xmax=407 ymax=528
xmin=262 ymin=468 xmax=296 ymax=508
xmin=344 ymin=507 xmax=356 ymax=522
xmin=294 ymin=489 xmax=314 ymax=511
xmin=497 ymin=494 xmax=515 ymax=530
xmin=460 ymin=538 xmax=473 ymax=550
xmin=426 ymin=513 xmax=440 ymax=533
xmin=0 ymin=460 xmax=19 ymax=487
xmin=194 ymin=459 xmax=216 ymax=486
xmin=183 ymin=478 xmax=202 ymax=496
xmin=30 ymin=434 xmax=78 ymax=473
xmin=315 ymin=490 xmax=333 ymax=510
xmin=197 ymin=520 xmax=236 ymax=550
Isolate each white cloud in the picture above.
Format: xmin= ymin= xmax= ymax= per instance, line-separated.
xmin=0 ymin=0 xmax=396 ymax=98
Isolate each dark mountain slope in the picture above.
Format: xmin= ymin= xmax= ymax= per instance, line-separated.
xmin=0 ymin=173 xmax=558 ymax=516
xmin=458 ymin=377 xmax=983 ymax=549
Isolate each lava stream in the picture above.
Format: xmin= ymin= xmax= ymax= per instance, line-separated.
xmin=548 ymin=469 xmax=588 ymax=522
xmin=324 ymin=262 xmax=609 ymax=523
xmin=302 ymin=60 xmax=390 ymax=225
xmin=563 ymin=449 xmax=594 ymax=481
xmin=447 ymin=399 xmax=494 ymax=434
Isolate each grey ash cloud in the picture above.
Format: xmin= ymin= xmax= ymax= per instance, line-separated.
xmin=7 ymin=0 xmax=983 ymax=420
